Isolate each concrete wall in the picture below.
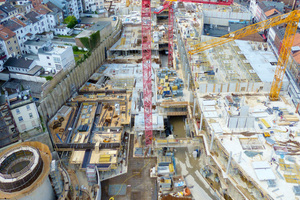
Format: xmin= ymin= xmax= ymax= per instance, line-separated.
xmin=19 ymin=177 xmax=55 ymax=200
xmin=0 ymin=73 xmax=9 ymax=81
xmin=203 ymin=10 xmax=251 ymax=26
xmin=198 ymin=81 xmax=286 ymax=94
xmin=10 ymin=73 xmax=46 ymax=83
xmin=38 ymin=19 xmax=122 ymax=120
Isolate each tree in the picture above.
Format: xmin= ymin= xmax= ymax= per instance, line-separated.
xmin=63 ymin=16 xmax=78 ymax=29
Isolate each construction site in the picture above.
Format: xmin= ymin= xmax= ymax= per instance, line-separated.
xmin=2 ymin=0 xmax=300 ymax=200
xmin=46 ymin=1 xmax=300 ymax=200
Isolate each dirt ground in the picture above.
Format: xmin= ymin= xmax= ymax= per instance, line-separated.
xmin=101 ymin=134 xmax=157 ymax=200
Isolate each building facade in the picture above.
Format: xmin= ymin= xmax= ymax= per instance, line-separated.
xmin=11 ymin=101 xmax=41 ymax=133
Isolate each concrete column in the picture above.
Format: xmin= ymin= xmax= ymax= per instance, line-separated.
xmin=226 ymin=151 xmax=232 ymax=174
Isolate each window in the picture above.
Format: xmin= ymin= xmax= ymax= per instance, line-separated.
xmin=26 ymin=105 xmax=30 ymax=110
xmin=53 ymin=57 xmax=60 ymax=63
xmin=18 ymin=116 xmax=23 ymax=122
xmin=16 ymin=109 xmax=20 ymax=114
xmin=48 ymin=63 xmax=51 ymax=66
xmin=9 ymin=47 xmax=12 ymax=51
xmin=7 ymin=41 xmax=10 ymax=45
xmin=29 ymin=113 xmax=33 ymax=118
xmin=21 ymin=30 xmax=23 ymax=33
xmin=47 ymin=56 xmax=50 ymax=59
xmin=16 ymin=47 xmax=18 ymax=50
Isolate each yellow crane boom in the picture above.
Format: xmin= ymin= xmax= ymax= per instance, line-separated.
xmin=188 ymin=10 xmax=300 ymax=101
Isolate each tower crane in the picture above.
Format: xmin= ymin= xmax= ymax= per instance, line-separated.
xmin=137 ymin=0 xmax=233 ymax=146
xmin=139 ymin=0 xmax=233 ymax=146
xmin=188 ymin=10 xmax=300 ymax=101
xmin=154 ymin=0 xmax=234 ymax=68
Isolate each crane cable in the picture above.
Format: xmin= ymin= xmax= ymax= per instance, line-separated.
xmin=109 ymin=159 xmax=152 ymax=200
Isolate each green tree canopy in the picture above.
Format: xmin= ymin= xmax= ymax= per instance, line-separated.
xmin=63 ymin=16 xmax=78 ymax=28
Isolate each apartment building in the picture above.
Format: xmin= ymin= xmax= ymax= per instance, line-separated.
xmin=0 ymin=25 xmax=21 ymax=57
xmin=10 ymin=92 xmax=41 ymax=133
xmin=37 ymin=42 xmax=75 ymax=71
xmin=44 ymin=0 xmax=82 ymax=19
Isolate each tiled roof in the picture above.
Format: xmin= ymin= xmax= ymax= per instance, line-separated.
xmin=292 ymin=33 xmax=300 ymax=64
xmin=11 ymin=16 xmax=27 ymax=27
xmin=0 ymin=25 xmax=16 ymax=41
xmin=24 ymin=11 xmax=39 ymax=24
xmin=4 ymin=57 xmax=34 ymax=69
xmin=34 ymin=5 xmax=51 ymax=15
xmin=0 ymin=2 xmax=17 ymax=14
xmin=265 ymin=8 xmax=281 ymax=17
xmin=2 ymin=19 xmax=22 ymax=32
xmin=46 ymin=2 xmax=62 ymax=14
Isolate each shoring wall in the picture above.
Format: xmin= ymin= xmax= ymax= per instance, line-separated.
xmin=38 ymin=20 xmax=122 ymax=120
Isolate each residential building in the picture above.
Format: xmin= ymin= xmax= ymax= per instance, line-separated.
xmin=0 ymin=2 xmax=18 ymax=18
xmin=0 ymin=25 xmax=21 ymax=56
xmin=53 ymin=24 xmax=72 ymax=35
xmin=30 ymin=0 xmax=43 ymax=8
xmin=94 ymin=0 xmax=105 ymax=12
xmin=10 ymin=91 xmax=41 ymax=133
xmin=25 ymin=10 xmax=51 ymax=34
xmin=44 ymin=0 xmax=82 ymax=19
xmin=3 ymin=17 xmax=29 ymax=54
xmin=83 ymin=0 xmax=96 ymax=12
xmin=37 ymin=42 xmax=75 ymax=71
xmin=4 ymin=57 xmax=37 ymax=73
xmin=45 ymin=2 xmax=63 ymax=28
xmin=24 ymin=38 xmax=47 ymax=54
xmin=0 ymin=9 xmax=8 ymax=22
xmin=0 ymin=94 xmax=19 ymax=148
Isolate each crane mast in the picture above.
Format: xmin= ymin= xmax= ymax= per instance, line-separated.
xmin=188 ymin=10 xmax=300 ymax=101
xmin=142 ymin=0 xmax=153 ymax=146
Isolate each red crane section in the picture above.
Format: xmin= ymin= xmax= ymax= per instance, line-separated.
xmin=168 ymin=3 xmax=174 ymax=68
xmin=142 ymin=0 xmax=153 ymax=146
xmin=154 ymin=0 xmax=234 ymax=68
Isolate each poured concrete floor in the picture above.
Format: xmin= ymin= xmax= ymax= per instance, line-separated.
xmin=175 ymin=147 xmax=218 ymax=200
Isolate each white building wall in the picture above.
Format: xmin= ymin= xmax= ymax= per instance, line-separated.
xmin=37 ymin=46 xmax=75 ymax=71
xmin=95 ymin=0 xmax=104 ymax=10
xmin=14 ymin=26 xmax=28 ymax=53
xmin=53 ymin=27 xmax=72 ymax=35
xmin=11 ymin=102 xmax=41 ymax=133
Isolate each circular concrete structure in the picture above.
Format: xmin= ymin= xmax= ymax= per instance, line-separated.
xmin=0 ymin=142 xmax=54 ymax=200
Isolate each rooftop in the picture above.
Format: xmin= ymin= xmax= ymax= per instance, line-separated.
xmin=4 ymin=57 xmax=34 ymax=69
xmin=3 ymin=19 xmax=22 ymax=32
xmin=24 ymin=11 xmax=40 ymax=24
xmin=0 ymin=25 xmax=15 ymax=41
xmin=0 ymin=2 xmax=17 ymax=14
